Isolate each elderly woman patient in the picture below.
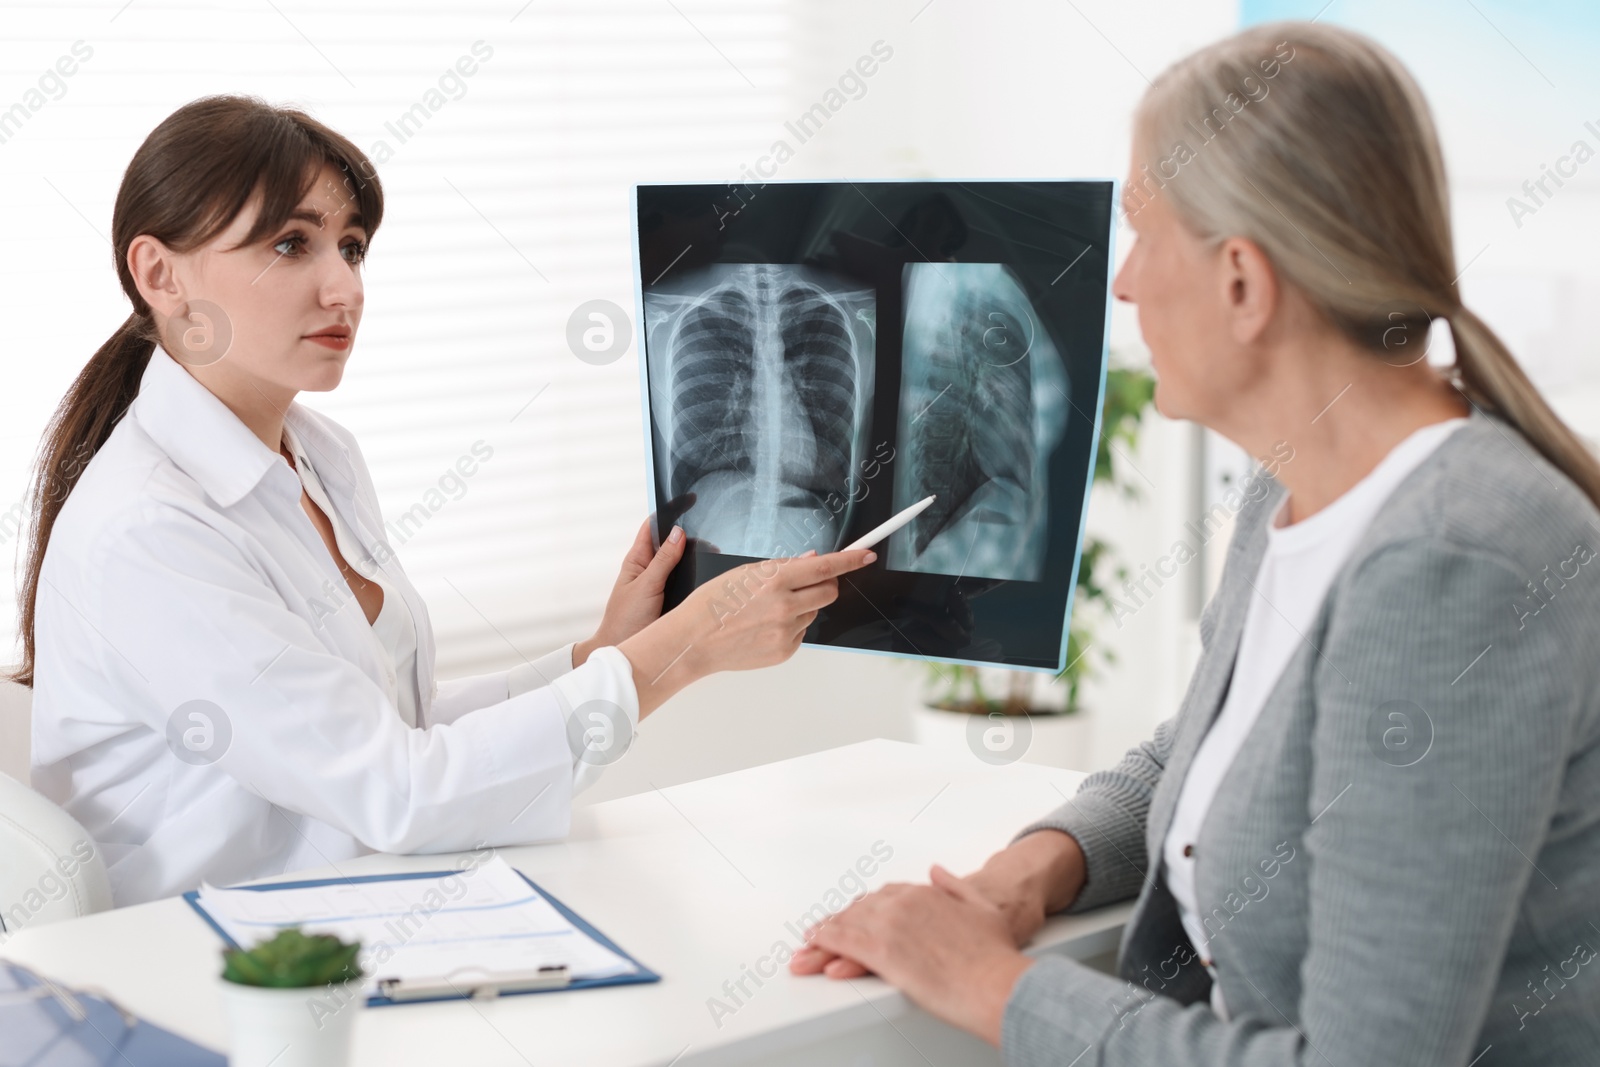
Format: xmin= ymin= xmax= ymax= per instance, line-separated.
xmin=791 ymin=20 xmax=1600 ymax=1067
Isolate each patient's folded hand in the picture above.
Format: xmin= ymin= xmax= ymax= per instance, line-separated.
xmin=787 ymin=862 xmax=1025 ymax=981
xmin=964 ymin=849 xmax=1054 ymax=948
xmin=789 ymin=833 xmax=1080 ymax=981
xmin=789 ymin=866 xmax=1033 ymax=1046
xmin=789 ymin=940 xmax=871 ymax=978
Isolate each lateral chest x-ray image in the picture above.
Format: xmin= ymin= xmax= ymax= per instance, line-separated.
xmin=890 ymin=262 xmax=1070 ymax=583
xmin=634 ymin=181 xmax=1115 ymax=671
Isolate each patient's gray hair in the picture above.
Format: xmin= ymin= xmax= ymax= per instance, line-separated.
xmin=1129 ymin=20 xmax=1600 ymax=508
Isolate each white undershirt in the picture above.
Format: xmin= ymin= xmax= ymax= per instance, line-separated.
xmin=1161 ymin=417 xmax=1467 ymax=1020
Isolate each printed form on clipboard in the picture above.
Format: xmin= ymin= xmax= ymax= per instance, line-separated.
xmin=189 ymin=856 xmax=653 ymax=1004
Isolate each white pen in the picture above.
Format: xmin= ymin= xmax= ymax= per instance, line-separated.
xmin=841 ymin=495 xmax=937 ymax=553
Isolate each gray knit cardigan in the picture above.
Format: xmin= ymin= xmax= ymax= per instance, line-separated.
xmin=1005 ymin=407 xmax=1600 ymax=1066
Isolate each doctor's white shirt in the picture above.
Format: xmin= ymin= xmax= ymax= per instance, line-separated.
xmin=30 ymin=345 xmax=639 ymax=906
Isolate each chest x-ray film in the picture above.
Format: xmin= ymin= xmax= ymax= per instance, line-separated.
xmin=633 ymin=180 xmax=1116 ymax=671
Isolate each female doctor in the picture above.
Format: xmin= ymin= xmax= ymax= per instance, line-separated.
xmin=12 ymin=95 xmax=873 ymax=907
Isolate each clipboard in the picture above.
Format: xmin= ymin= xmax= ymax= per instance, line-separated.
xmin=1 ymin=960 xmax=227 ymax=1065
xmin=183 ymin=866 xmax=660 ymax=1007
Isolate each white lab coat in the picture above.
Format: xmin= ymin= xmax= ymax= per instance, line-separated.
xmin=29 ymin=345 xmax=638 ymax=906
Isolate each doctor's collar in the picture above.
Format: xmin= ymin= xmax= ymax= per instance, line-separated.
xmin=130 ymin=344 xmax=352 ymax=509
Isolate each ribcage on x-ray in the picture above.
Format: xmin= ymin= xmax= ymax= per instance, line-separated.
xmin=890 ymin=262 xmax=1067 ymax=582
xmin=668 ymin=288 xmax=757 ymax=501
xmin=646 ymin=265 xmax=875 ymax=557
xmin=777 ymin=283 xmax=858 ymax=504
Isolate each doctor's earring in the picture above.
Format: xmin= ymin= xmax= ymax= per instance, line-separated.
xmin=167 ymin=299 xmax=234 ymax=367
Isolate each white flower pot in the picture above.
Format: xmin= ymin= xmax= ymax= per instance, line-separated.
xmin=907 ymin=668 xmax=1094 ymax=770
xmin=220 ymin=978 xmax=363 ymax=1067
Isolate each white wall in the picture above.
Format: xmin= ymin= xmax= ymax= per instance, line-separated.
xmin=1238 ymin=0 xmax=1600 ymax=443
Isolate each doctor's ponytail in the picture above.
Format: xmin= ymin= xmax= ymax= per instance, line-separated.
xmin=9 ymin=94 xmax=382 ymax=687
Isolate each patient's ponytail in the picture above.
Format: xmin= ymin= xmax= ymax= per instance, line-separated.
xmin=8 ymin=94 xmax=383 ymax=687
xmin=1444 ymin=304 xmax=1600 ymax=502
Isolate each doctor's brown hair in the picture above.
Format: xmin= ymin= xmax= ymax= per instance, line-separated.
xmin=1130 ymin=21 xmax=1600 ymax=509
xmin=9 ymin=94 xmax=383 ymax=687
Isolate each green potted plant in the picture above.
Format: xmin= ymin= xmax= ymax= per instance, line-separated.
xmin=908 ymin=362 xmax=1158 ymax=761
xmin=218 ymin=927 xmax=365 ymax=1067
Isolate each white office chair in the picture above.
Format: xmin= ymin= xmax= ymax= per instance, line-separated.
xmin=0 ymin=771 xmax=114 ymax=935
xmin=0 ymin=720 xmax=114 ymax=936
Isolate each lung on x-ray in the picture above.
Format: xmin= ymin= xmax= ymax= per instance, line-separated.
xmin=889 ymin=263 xmax=1069 ymax=582
xmin=643 ymin=264 xmax=877 ymax=558
xmin=633 ymin=180 xmax=1116 ymax=671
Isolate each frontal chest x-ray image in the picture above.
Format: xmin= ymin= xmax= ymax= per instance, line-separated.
xmin=643 ymin=265 xmax=877 ymax=558
xmin=888 ymin=263 xmax=1070 ymax=582
xmin=634 ymin=180 xmax=1114 ymax=671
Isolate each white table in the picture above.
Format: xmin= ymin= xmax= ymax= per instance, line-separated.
xmin=0 ymin=740 xmax=1130 ymax=1066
